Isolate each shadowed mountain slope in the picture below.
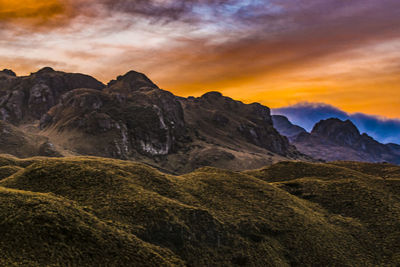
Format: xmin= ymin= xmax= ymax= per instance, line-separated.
xmin=272 ymin=115 xmax=307 ymax=140
xmin=0 ymin=120 xmax=61 ymax=158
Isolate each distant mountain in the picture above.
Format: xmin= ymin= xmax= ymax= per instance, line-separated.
xmin=272 ymin=115 xmax=307 ymax=140
xmin=273 ymin=102 xmax=400 ymax=144
xmin=388 ymin=143 xmax=400 ymax=157
xmin=274 ymin=116 xmax=400 ymax=164
xmin=0 ymin=68 xmax=305 ymax=173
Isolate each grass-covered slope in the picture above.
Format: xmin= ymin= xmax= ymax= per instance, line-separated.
xmin=0 ymin=187 xmax=182 ymax=267
xmin=0 ymin=156 xmax=399 ymax=265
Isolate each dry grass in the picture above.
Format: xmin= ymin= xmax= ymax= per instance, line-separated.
xmin=0 ymin=156 xmax=399 ymax=265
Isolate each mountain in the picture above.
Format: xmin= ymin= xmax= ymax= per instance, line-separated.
xmin=1 ymin=155 xmax=400 ymax=265
xmin=272 ymin=115 xmax=307 ymax=140
xmin=0 ymin=68 xmax=305 ymax=173
xmin=274 ymin=116 xmax=400 ymax=164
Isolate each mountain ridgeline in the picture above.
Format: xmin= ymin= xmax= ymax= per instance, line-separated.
xmin=1 ymin=67 xmax=398 ymax=168
xmin=0 ymin=68 xmax=302 ymax=173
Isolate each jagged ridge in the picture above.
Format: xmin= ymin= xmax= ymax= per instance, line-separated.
xmin=1 ymin=68 xmax=305 ymax=173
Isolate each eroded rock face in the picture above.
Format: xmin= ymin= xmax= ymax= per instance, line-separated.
xmin=312 ymin=118 xmax=361 ymax=147
xmin=41 ymin=71 xmax=187 ymax=158
xmin=0 ymin=67 xmax=105 ymax=124
xmin=180 ymin=91 xmax=296 ymax=157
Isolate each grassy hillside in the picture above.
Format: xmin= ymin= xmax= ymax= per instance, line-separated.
xmin=0 ymin=187 xmax=182 ymax=266
xmin=0 ymin=155 xmax=399 ymax=265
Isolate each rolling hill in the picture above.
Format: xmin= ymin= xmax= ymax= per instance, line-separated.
xmin=0 ymin=155 xmax=399 ymax=265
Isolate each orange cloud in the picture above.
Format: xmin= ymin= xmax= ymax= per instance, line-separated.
xmin=0 ymin=0 xmax=66 ymax=21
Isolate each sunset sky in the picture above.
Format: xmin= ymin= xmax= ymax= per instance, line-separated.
xmin=1 ymin=0 xmax=400 ymax=118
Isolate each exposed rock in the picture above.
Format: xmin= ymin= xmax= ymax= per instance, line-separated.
xmin=387 ymin=143 xmax=400 ymax=157
xmin=181 ymin=92 xmax=298 ymax=157
xmin=107 ymin=70 xmax=158 ymax=92
xmin=38 ymin=141 xmax=62 ymax=157
xmin=40 ymin=80 xmax=187 ymax=159
xmin=35 ymin=66 xmax=55 ymax=74
xmin=0 ymin=69 xmax=16 ymax=77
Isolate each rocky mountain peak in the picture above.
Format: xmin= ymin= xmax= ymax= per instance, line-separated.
xmin=201 ymin=91 xmax=223 ymax=100
xmin=272 ymin=115 xmax=307 ymax=140
xmin=35 ymin=67 xmax=55 ymax=74
xmin=312 ymin=118 xmax=361 ymax=146
xmin=0 ymin=69 xmax=16 ymax=77
xmin=107 ymin=70 xmax=158 ymax=92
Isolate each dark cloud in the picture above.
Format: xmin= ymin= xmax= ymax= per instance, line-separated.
xmin=273 ymin=103 xmax=400 ymax=144
xmin=0 ymin=0 xmax=255 ymax=27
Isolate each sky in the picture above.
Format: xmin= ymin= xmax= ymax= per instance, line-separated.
xmin=1 ymin=0 xmax=400 ymax=119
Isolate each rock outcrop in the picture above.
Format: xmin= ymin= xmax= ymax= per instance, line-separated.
xmin=41 ymin=72 xmax=187 ymax=159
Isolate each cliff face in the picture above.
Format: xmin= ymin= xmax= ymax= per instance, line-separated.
xmin=0 ymin=68 xmax=304 ymax=173
xmin=181 ymin=92 xmax=297 ymax=157
xmin=41 ymin=72 xmax=187 ymax=159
